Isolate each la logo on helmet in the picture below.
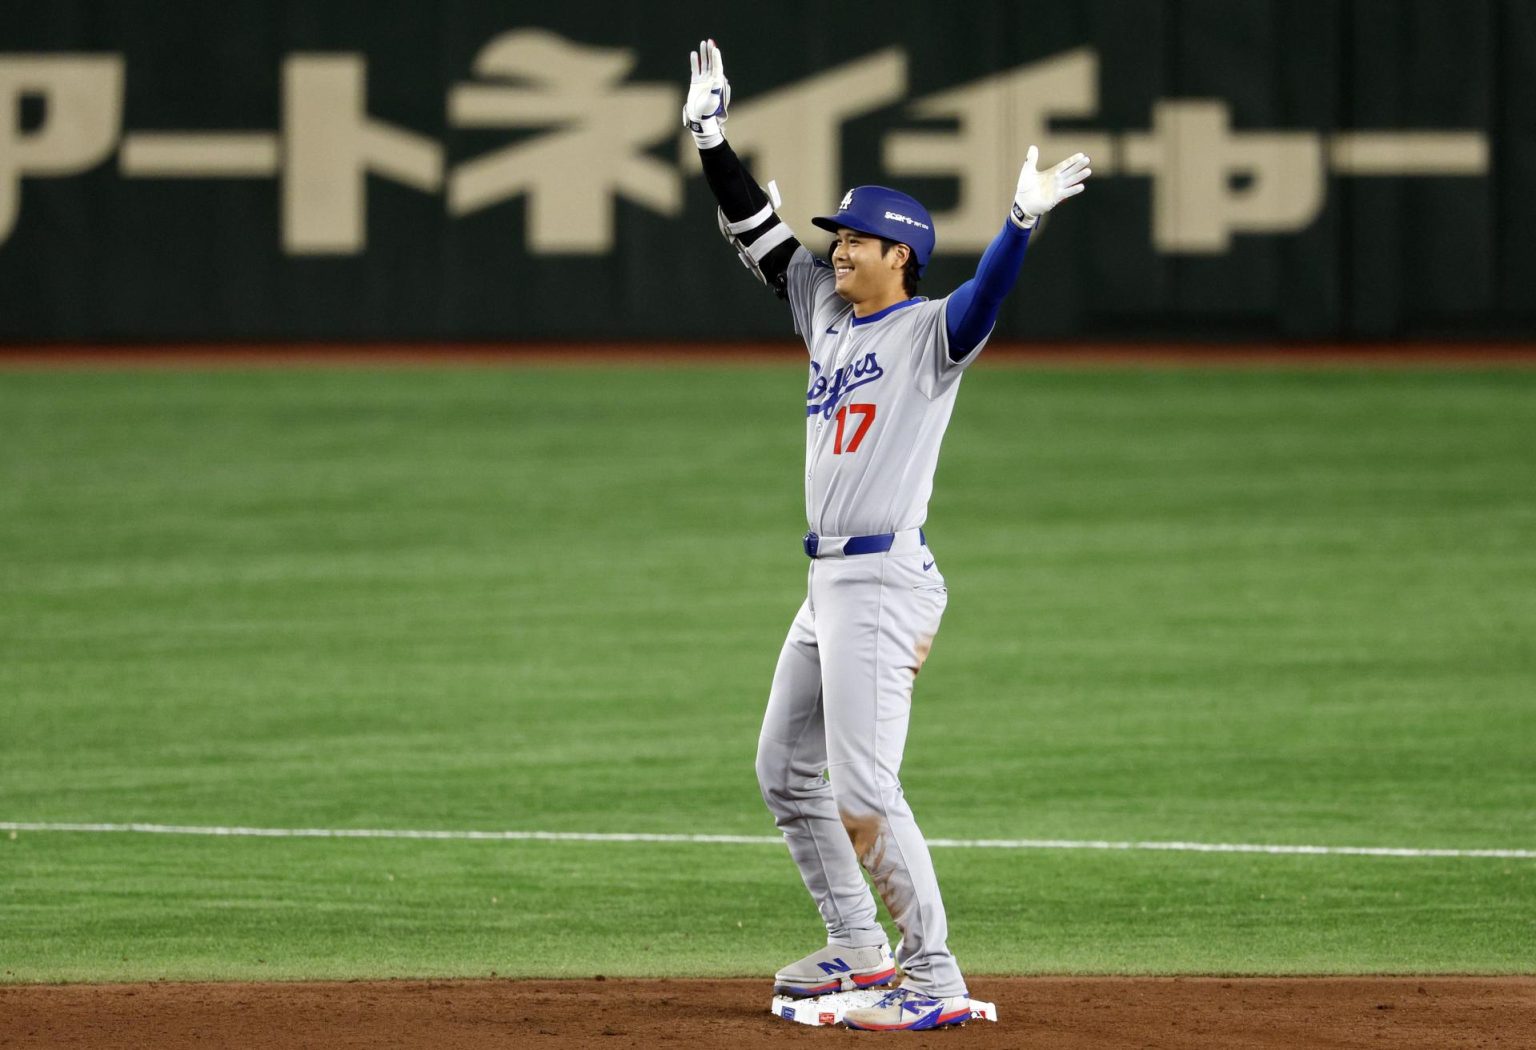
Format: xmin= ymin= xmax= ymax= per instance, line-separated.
xmin=838 ymin=189 xmax=854 ymax=211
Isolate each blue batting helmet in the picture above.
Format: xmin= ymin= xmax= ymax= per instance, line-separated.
xmin=811 ymin=186 xmax=936 ymax=275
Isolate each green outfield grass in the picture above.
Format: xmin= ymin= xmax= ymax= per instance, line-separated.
xmin=2 ymin=363 xmax=1533 ymax=982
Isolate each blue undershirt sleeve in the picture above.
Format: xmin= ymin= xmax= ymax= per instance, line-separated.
xmin=945 ymin=221 xmax=1033 ymax=361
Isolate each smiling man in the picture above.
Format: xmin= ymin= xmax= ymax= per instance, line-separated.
xmin=684 ymin=39 xmax=1089 ymax=1032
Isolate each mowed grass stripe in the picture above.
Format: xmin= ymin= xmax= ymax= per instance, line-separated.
xmin=4 ymin=832 xmax=1533 ymax=981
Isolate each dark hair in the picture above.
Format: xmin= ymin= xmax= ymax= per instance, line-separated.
xmin=878 ymin=238 xmax=921 ymax=296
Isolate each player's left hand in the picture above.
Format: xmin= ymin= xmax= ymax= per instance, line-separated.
xmin=1011 ymin=146 xmax=1091 ymax=229
xmin=684 ymin=38 xmax=731 ymax=148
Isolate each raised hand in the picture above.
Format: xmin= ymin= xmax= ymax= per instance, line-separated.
xmin=1011 ymin=146 xmax=1092 ymax=229
xmin=684 ymin=38 xmax=731 ymax=148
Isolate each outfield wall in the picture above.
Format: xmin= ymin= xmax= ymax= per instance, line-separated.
xmin=3 ymin=1 xmax=1533 ymax=343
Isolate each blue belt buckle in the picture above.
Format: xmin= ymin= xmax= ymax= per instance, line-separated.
xmin=803 ymin=531 xmax=819 ymax=558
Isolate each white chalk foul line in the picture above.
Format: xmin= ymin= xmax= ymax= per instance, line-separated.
xmin=2 ymin=822 xmax=1532 ymax=859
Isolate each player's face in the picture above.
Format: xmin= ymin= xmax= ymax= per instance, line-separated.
xmin=830 ymin=229 xmax=909 ymax=305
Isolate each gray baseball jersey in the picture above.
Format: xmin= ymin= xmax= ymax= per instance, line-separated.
xmin=785 ymin=246 xmax=988 ymax=537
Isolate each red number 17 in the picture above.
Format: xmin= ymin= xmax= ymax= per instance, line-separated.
xmin=833 ymin=403 xmax=876 ymax=454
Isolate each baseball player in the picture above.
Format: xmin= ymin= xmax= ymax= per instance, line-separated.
xmin=684 ymin=39 xmax=1089 ymax=1032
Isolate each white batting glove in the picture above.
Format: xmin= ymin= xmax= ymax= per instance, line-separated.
xmin=683 ymin=38 xmax=731 ymax=150
xmin=1011 ymin=146 xmax=1092 ymax=230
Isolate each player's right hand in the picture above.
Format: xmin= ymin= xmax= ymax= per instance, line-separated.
xmin=684 ymin=38 xmax=730 ymax=148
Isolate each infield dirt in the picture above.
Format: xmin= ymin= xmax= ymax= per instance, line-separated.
xmin=3 ymin=977 xmax=1533 ymax=1049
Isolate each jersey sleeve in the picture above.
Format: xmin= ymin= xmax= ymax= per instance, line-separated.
xmin=785 ymin=245 xmax=841 ymax=354
xmin=910 ymin=296 xmax=988 ymax=399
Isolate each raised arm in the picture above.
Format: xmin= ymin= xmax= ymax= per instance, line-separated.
xmin=684 ymin=39 xmax=798 ymax=299
xmin=945 ymin=147 xmax=1092 ymax=360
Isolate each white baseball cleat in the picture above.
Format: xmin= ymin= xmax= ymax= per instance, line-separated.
xmin=772 ymin=943 xmax=897 ymax=998
xmin=840 ymin=987 xmax=974 ymax=1031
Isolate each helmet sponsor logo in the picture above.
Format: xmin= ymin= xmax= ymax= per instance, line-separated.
xmin=883 ymin=210 xmax=930 ymax=230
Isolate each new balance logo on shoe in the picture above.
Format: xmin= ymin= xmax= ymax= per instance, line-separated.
xmin=773 ymin=943 xmax=897 ymax=999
